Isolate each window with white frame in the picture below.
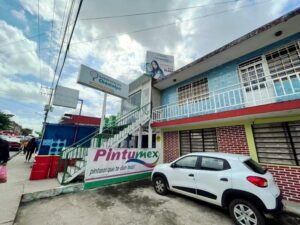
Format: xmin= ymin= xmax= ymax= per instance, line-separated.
xmin=265 ymin=42 xmax=300 ymax=92
xmin=238 ymin=56 xmax=267 ymax=92
xmin=178 ymin=78 xmax=208 ymax=102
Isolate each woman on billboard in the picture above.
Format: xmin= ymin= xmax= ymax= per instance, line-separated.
xmin=148 ymin=60 xmax=164 ymax=79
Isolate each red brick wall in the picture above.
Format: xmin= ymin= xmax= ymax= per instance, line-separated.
xmin=264 ymin=164 xmax=300 ymax=202
xmin=163 ymin=131 xmax=180 ymax=163
xmin=217 ymin=125 xmax=249 ymax=155
xmin=163 ymin=126 xmax=300 ymax=202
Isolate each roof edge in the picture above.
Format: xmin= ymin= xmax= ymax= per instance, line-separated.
xmin=154 ymin=7 xmax=300 ymax=85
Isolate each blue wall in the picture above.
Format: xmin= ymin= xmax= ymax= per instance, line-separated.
xmin=38 ymin=123 xmax=98 ymax=155
xmin=161 ymin=32 xmax=300 ymax=107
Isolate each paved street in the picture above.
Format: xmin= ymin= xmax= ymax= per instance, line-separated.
xmin=15 ymin=180 xmax=300 ymax=225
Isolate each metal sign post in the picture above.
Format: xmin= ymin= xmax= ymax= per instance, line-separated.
xmin=99 ymin=93 xmax=107 ymax=134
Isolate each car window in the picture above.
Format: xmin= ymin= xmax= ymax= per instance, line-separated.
xmin=244 ymin=159 xmax=266 ymax=174
xmin=175 ymin=156 xmax=198 ymax=169
xmin=200 ymin=157 xmax=229 ymax=171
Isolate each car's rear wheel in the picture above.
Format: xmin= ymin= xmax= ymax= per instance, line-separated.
xmin=229 ymin=199 xmax=265 ymax=225
xmin=153 ymin=176 xmax=168 ymax=195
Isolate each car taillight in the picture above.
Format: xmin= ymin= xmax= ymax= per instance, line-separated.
xmin=247 ymin=176 xmax=268 ymax=188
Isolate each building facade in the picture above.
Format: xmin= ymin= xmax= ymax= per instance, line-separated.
xmin=151 ymin=9 xmax=300 ymax=202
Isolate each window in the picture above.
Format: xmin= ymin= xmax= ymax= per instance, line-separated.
xmin=175 ymin=156 xmax=198 ymax=169
xmin=238 ymin=57 xmax=267 ymax=92
xmin=200 ymin=157 xmax=229 ymax=171
xmin=244 ymin=159 xmax=266 ymax=174
xmin=265 ymin=42 xmax=300 ymax=93
xmin=178 ymin=78 xmax=208 ymax=102
xmin=123 ymin=91 xmax=141 ymax=113
xmin=179 ymin=128 xmax=218 ymax=156
xmin=252 ymin=121 xmax=300 ymax=166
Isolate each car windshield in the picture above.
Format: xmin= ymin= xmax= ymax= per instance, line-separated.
xmin=244 ymin=159 xmax=267 ymax=174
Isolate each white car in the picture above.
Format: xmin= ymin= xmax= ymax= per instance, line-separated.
xmin=151 ymin=152 xmax=282 ymax=225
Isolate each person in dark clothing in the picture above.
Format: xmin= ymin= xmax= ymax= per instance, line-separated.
xmin=25 ymin=138 xmax=37 ymax=162
xmin=0 ymin=137 xmax=10 ymax=165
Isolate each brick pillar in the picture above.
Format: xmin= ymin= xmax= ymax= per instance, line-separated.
xmin=163 ymin=131 xmax=180 ymax=163
xmin=217 ymin=125 xmax=249 ymax=155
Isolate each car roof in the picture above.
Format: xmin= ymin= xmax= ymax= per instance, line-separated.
xmin=186 ymin=152 xmax=250 ymax=161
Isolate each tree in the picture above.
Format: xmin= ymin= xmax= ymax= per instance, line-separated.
xmin=21 ymin=128 xmax=32 ymax=136
xmin=0 ymin=112 xmax=12 ymax=130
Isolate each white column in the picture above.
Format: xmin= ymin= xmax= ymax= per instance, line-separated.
xmin=148 ymin=123 xmax=152 ymax=149
xmin=138 ymin=126 xmax=142 ymax=148
xmin=99 ymin=93 xmax=107 ymax=133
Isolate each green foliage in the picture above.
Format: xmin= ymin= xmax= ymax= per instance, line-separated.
xmin=21 ymin=128 xmax=32 ymax=136
xmin=0 ymin=112 xmax=12 ymax=130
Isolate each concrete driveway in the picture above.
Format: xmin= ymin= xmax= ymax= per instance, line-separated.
xmin=15 ymin=180 xmax=300 ymax=225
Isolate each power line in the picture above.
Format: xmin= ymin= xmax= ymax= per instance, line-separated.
xmin=70 ymin=0 xmax=273 ymax=46
xmin=39 ymin=0 xmax=84 ymax=151
xmin=0 ymin=0 xmax=240 ymax=51
xmin=46 ymin=0 xmax=57 ymax=89
xmin=37 ymin=0 xmax=42 ymax=87
xmin=0 ymin=32 xmax=47 ymax=49
xmin=0 ymin=0 xmax=272 ymax=60
xmin=55 ymin=0 xmax=84 ymax=87
xmin=52 ymin=0 xmax=75 ymax=88
xmin=80 ymin=0 xmax=239 ymax=21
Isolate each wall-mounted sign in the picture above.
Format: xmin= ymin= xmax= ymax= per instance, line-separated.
xmin=53 ymin=85 xmax=79 ymax=109
xmin=146 ymin=51 xmax=174 ymax=80
xmin=77 ymin=65 xmax=129 ymax=99
xmin=84 ymin=148 xmax=160 ymax=189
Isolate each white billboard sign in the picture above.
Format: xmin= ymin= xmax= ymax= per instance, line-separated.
xmin=146 ymin=51 xmax=174 ymax=80
xmin=84 ymin=148 xmax=160 ymax=187
xmin=77 ymin=65 xmax=129 ymax=99
xmin=53 ymin=85 xmax=79 ymax=109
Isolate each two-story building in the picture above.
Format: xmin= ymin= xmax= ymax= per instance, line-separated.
xmin=150 ymin=8 xmax=300 ymax=202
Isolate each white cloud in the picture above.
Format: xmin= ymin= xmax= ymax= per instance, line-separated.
xmin=2 ymin=0 xmax=297 ymax=131
xmin=11 ymin=9 xmax=27 ymax=22
xmin=0 ymin=21 xmax=53 ymax=81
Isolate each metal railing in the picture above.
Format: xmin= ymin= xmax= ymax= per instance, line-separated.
xmin=57 ymin=102 xmax=151 ymax=184
xmin=152 ymin=74 xmax=300 ymax=122
xmin=101 ymin=103 xmax=151 ymax=147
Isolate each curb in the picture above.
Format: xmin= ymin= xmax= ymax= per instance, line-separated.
xmin=283 ymin=205 xmax=300 ymax=217
xmin=21 ymin=183 xmax=84 ymax=203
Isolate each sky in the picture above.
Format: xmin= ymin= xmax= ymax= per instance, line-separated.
xmin=0 ymin=0 xmax=300 ymax=133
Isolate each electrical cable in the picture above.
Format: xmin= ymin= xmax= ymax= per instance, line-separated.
xmin=80 ymin=0 xmax=240 ymax=21
xmin=70 ymin=0 xmax=273 ymax=46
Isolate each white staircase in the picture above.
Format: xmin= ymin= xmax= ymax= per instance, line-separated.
xmin=57 ymin=103 xmax=151 ymax=185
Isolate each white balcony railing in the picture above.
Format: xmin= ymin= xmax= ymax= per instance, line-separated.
xmin=152 ymin=74 xmax=300 ymax=122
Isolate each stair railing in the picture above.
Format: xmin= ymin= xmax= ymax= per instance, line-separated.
xmin=57 ymin=102 xmax=151 ymax=184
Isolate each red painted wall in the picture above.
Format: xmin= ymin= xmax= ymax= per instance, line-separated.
xmin=61 ymin=114 xmax=101 ymax=126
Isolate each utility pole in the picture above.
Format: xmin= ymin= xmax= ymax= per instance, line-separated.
xmin=38 ymin=0 xmax=84 ymax=152
xmin=78 ymin=99 xmax=83 ymax=115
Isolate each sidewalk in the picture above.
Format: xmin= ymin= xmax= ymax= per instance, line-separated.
xmin=0 ymin=153 xmax=60 ymax=225
xmin=284 ymin=200 xmax=300 ymax=216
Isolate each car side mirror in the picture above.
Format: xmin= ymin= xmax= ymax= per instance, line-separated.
xmin=171 ymin=163 xmax=176 ymax=168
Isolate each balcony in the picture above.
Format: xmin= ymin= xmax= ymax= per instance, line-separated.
xmin=152 ymin=74 xmax=300 ymax=122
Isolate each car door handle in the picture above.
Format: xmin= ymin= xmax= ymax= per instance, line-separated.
xmin=220 ymin=178 xmax=228 ymax=182
xmin=189 ymin=174 xmax=194 ymax=177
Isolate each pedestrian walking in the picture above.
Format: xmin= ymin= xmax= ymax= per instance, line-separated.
xmin=25 ymin=137 xmax=37 ymax=162
xmin=0 ymin=137 xmax=9 ymax=183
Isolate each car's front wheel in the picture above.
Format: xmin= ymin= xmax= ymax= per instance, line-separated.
xmin=153 ymin=176 xmax=168 ymax=195
xmin=229 ymin=199 xmax=265 ymax=225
